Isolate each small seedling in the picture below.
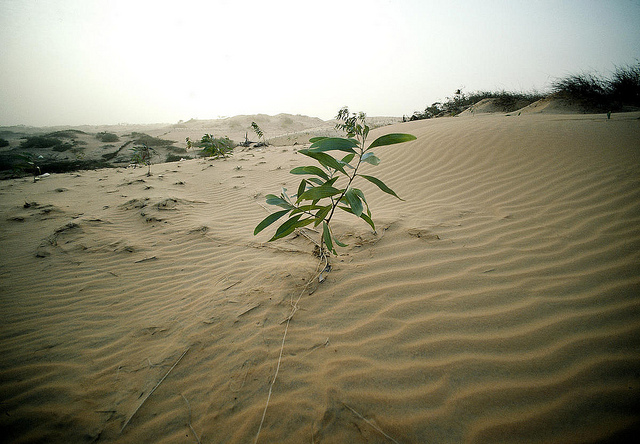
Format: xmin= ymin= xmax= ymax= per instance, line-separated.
xmin=131 ymin=143 xmax=154 ymax=176
xmin=251 ymin=122 xmax=268 ymax=147
xmin=254 ymin=107 xmax=416 ymax=260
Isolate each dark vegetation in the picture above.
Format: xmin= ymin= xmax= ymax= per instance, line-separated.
xmin=0 ymin=152 xmax=114 ymax=178
xmin=129 ymin=132 xmax=176 ymax=147
xmin=408 ymin=63 xmax=640 ymax=120
xmin=1 ymin=131 xmax=181 ymax=179
xmin=407 ymin=89 xmax=545 ymax=121
xmin=551 ymin=63 xmax=640 ymax=111
xmin=29 ymin=158 xmax=114 ymax=174
xmin=165 ymin=154 xmax=185 ymax=163
xmin=96 ymin=131 xmax=119 ymax=142
xmin=188 ymin=134 xmax=236 ymax=158
xmin=19 ymin=130 xmax=88 ymax=150
xmin=20 ymin=135 xmax=72 ymax=150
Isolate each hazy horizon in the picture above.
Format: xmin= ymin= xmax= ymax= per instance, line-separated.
xmin=1 ymin=0 xmax=639 ymax=127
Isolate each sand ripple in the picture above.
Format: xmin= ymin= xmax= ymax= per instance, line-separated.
xmin=1 ymin=114 xmax=639 ymax=443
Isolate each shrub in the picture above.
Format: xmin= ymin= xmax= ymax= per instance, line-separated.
xmin=551 ymin=63 xmax=640 ymax=111
xmin=199 ymin=134 xmax=234 ymax=158
xmin=45 ymin=130 xmax=85 ymax=138
xmin=96 ymin=132 xmax=120 ymax=142
xmin=408 ymin=89 xmax=545 ymax=120
xmin=130 ymin=132 xmax=175 ymax=147
xmin=0 ymin=153 xmax=113 ymax=178
xmin=551 ymin=72 xmax=609 ymax=110
xmin=254 ymin=107 xmax=416 ymax=258
xmin=609 ymin=63 xmax=640 ymax=108
xmin=20 ymin=136 xmax=63 ymax=149
xmin=0 ymin=138 xmax=9 ymax=148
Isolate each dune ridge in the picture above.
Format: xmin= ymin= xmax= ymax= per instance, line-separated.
xmin=1 ymin=112 xmax=639 ymax=443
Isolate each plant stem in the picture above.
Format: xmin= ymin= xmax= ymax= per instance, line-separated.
xmin=320 ymin=132 xmax=367 ymax=253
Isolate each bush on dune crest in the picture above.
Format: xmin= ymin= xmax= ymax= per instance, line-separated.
xmin=408 ymin=62 xmax=640 ymax=119
xmin=552 ymin=63 xmax=640 ymax=111
xmin=408 ymin=89 xmax=545 ymax=120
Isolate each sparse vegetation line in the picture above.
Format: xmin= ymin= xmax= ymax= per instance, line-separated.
xmin=406 ymin=62 xmax=640 ymax=120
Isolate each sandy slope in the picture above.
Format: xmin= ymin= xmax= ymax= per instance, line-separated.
xmin=1 ymin=112 xmax=639 ymax=443
xmin=0 ymin=114 xmax=402 ymax=175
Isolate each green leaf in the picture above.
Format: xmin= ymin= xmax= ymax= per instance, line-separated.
xmin=358 ymin=174 xmax=404 ymax=200
xmin=270 ymin=215 xmax=300 ymax=240
xmin=296 ymin=179 xmax=307 ymax=200
xmin=334 ymin=237 xmax=348 ymax=247
xmin=299 ymin=185 xmax=342 ymax=201
xmin=265 ymin=194 xmax=294 ymax=209
xmin=344 ymin=188 xmax=363 ymax=217
xmin=339 ymin=206 xmax=376 ymax=232
xmin=367 ymin=133 xmax=416 ymax=150
xmin=314 ymin=204 xmax=332 ymax=226
xmin=360 ymin=212 xmax=376 ymax=232
xmin=309 ymin=137 xmax=358 ymax=153
xmin=325 ymin=176 xmax=339 ymax=187
xmin=352 ymin=188 xmax=371 ymax=216
xmin=292 ymin=204 xmax=323 ymax=213
xmin=341 ymin=153 xmax=356 ymax=164
xmin=361 ymin=152 xmax=380 ymax=165
xmin=298 ymin=149 xmax=346 ymax=174
xmin=308 ymin=177 xmax=325 ymax=186
xmin=290 ymin=166 xmax=329 ymax=180
xmin=309 ymin=136 xmax=328 ymax=143
xmin=270 ymin=216 xmax=314 ymax=241
xmin=254 ymin=209 xmax=290 ymax=235
xmin=322 ymin=221 xmax=335 ymax=254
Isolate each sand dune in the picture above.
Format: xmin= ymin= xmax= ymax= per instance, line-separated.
xmin=1 ymin=112 xmax=639 ymax=443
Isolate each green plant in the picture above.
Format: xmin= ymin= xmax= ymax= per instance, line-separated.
xmin=131 ymin=143 xmax=154 ymax=176
xmin=551 ymin=72 xmax=609 ymax=110
xmin=251 ymin=121 xmax=268 ymax=146
xmin=199 ymin=134 xmax=233 ymax=158
xmin=408 ymin=89 xmax=545 ymax=120
xmin=550 ymin=63 xmax=640 ymax=111
xmin=254 ymin=107 xmax=416 ymax=259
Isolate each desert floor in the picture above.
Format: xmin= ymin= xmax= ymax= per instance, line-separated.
xmin=1 ymin=111 xmax=639 ymax=443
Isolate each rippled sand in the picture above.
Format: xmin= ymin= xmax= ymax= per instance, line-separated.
xmin=1 ymin=112 xmax=639 ymax=443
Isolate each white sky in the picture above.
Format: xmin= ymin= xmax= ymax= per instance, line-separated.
xmin=1 ymin=0 xmax=639 ymax=126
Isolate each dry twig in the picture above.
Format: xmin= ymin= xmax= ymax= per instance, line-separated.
xmin=254 ymin=255 xmax=329 ymax=443
xmin=121 ymin=347 xmax=190 ymax=432
xmin=342 ymin=402 xmax=400 ymax=444
xmin=181 ymin=394 xmax=202 ymax=444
